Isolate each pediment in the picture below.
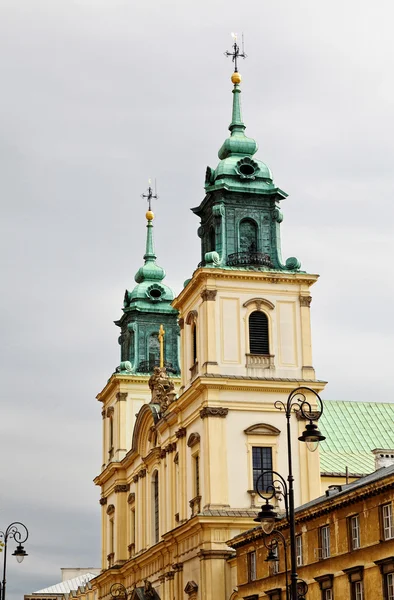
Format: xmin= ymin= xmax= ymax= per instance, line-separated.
xmin=243 ymin=297 xmax=275 ymax=310
xmin=132 ymin=403 xmax=161 ymax=456
xmin=244 ymin=423 xmax=280 ymax=436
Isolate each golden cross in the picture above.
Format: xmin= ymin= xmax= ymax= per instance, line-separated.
xmin=158 ymin=324 xmax=165 ymax=368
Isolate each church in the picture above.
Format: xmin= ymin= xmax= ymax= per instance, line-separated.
xmin=85 ymin=38 xmax=328 ymax=600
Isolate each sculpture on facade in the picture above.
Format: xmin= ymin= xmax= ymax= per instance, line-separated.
xmin=148 ymin=366 xmax=176 ymax=412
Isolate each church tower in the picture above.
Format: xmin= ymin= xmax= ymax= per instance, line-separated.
xmin=90 ymin=42 xmax=326 ymax=600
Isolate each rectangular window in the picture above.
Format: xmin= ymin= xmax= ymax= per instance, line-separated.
xmin=248 ymin=551 xmax=257 ymax=582
xmin=320 ymin=525 xmax=330 ymax=559
xmin=296 ymin=535 xmax=303 ymax=567
xmin=387 ymin=573 xmax=394 ymax=600
xmin=324 ymin=590 xmax=333 ymax=600
xmin=350 ymin=515 xmax=361 ymax=550
xmin=353 ymin=581 xmax=364 ymax=600
xmin=252 ymin=446 xmax=273 ymax=490
xmin=272 ymin=545 xmax=279 ymax=575
xmin=194 ymin=455 xmax=200 ymax=496
xmin=383 ymin=503 xmax=394 ymax=540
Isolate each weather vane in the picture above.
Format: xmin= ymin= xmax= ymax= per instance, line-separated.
xmin=141 ymin=179 xmax=158 ymax=212
xmin=224 ymin=32 xmax=247 ymax=73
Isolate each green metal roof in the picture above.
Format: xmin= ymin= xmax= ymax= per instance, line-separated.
xmin=319 ymin=400 xmax=394 ymax=476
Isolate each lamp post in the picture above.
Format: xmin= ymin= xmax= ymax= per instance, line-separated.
xmin=0 ymin=522 xmax=29 ymax=600
xmin=254 ymin=387 xmax=325 ymax=600
xmin=110 ymin=583 xmax=129 ymax=600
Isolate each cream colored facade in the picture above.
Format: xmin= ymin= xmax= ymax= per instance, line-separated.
xmin=84 ymin=265 xmax=326 ymax=600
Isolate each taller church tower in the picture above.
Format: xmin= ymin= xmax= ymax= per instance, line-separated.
xmin=91 ymin=44 xmax=325 ymax=600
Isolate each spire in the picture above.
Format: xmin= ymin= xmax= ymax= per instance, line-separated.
xmin=218 ymin=35 xmax=257 ymax=160
xmin=135 ymin=187 xmax=165 ymax=284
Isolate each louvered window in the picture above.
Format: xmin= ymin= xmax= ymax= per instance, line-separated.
xmin=249 ymin=311 xmax=269 ymax=355
xmin=192 ymin=324 xmax=197 ymax=364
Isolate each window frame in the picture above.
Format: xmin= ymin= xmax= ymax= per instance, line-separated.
xmin=382 ymin=503 xmax=394 ymax=540
xmin=152 ymin=470 xmax=160 ymax=544
xmin=296 ymin=534 xmax=303 ymax=567
xmin=252 ymin=445 xmax=273 ymax=491
xmin=247 ymin=550 xmax=257 ymax=582
xmin=248 ymin=310 xmax=270 ymax=356
xmin=349 ymin=514 xmax=361 ymax=550
xmin=320 ymin=525 xmax=331 ymax=559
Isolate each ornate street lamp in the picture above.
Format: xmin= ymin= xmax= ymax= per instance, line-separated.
xmin=254 ymin=386 xmax=325 ymax=599
xmin=0 ymin=522 xmax=29 ymax=600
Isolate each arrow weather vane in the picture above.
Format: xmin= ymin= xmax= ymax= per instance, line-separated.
xmin=224 ymin=32 xmax=247 ymax=73
xmin=142 ymin=179 xmax=158 ymax=212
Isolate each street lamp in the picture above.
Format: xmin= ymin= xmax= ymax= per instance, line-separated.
xmin=110 ymin=583 xmax=129 ymax=599
xmin=0 ymin=522 xmax=29 ymax=600
xmin=254 ymin=386 xmax=325 ymax=599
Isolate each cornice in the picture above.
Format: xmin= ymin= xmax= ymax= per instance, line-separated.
xmin=96 ymin=373 xmax=150 ymax=403
xmin=172 ymin=268 xmax=319 ymax=310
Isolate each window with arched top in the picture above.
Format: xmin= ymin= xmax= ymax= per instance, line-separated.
xmin=152 ymin=471 xmax=159 ymax=543
xmin=249 ymin=311 xmax=269 ymax=355
xmin=191 ymin=324 xmax=197 ymax=365
xmin=239 ymin=219 xmax=258 ymax=252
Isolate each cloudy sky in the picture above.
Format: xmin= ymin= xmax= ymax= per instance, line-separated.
xmin=1 ymin=0 xmax=394 ymax=596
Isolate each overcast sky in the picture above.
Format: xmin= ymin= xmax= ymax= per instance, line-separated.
xmin=1 ymin=0 xmax=394 ymax=597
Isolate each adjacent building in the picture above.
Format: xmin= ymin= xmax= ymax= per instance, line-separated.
xmin=230 ymin=461 xmax=394 ymax=600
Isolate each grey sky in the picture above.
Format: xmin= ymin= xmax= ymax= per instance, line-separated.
xmin=1 ymin=0 xmax=394 ymax=596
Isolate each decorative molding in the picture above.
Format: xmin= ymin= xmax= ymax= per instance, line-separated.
xmin=200 ymin=407 xmax=228 ymax=419
xmin=178 ymin=318 xmax=184 ymax=330
xmin=106 ymin=406 xmax=114 ymax=417
xmin=243 ymin=297 xmax=275 ymax=311
xmin=185 ymin=310 xmax=198 ymax=325
xmin=165 ymin=572 xmax=175 ymax=581
xmin=246 ymin=354 xmax=275 ymax=370
xmin=187 ymin=432 xmax=201 ymax=447
xmin=172 ymin=563 xmax=183 ymax=572
xmin=116 ymin=392 xmax=128 ymax=402
xmin=201 ymin=289 xmax=217 ymax=302
xmin=138 ymin=468 xmax=147 ymax=479
xmin=189 ymin=495 xmax=202 ymax=516
xmin=160 ymin=449 xmax=167 ymax=459
xmin=158 ymin=575 xmax=166 ymax=584
xmin=133 ymin=474 xmax=139 ymax=483
xmin=99 ymin=497 xmax=107 ymax=506
xmin=184 ymin=581 xmax=198 ymax=598
xmin=244 ymin=423 xmax=280 ymax=436
xmin=175 ymin=427 xmax=187 ymax=439
xmin=295 ymin=410 xmax=321 ymax=421
xmin=174 ymin=452 xmax=179 ymax=465
xmin=165 ymin=442 xmax=177 ymax=454
xmin=106 ymin=504 xmax=115 ymax=515
xmin=127 ymin=492 xmax=135 ymax=504
xmin=115 ymin=484 xmax=130 ymax=493
xmin=299 ymin=295 xmax=312 ymax=307
xmin=197 ymin=549 xmax=234 ymax=560
xmin=101 ymin=409 xmax=106 ymax=419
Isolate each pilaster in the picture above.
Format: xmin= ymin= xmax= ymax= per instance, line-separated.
xmin=201 ymin=407 xmax=229 ymax=508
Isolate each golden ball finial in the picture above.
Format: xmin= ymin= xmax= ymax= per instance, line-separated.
xmin=146 ymin=210 xmax=155 ymax=221
xmin=231 ymin=72 xmax=242 ymax=84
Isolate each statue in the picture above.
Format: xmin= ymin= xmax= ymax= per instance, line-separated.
xmin=148 ymin=366 xmax=176 ymax=412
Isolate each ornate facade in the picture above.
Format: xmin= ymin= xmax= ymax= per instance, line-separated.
xmin=67 ymin=48 xmax=327 ymax=600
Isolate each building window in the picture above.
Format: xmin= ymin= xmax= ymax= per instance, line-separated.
xmin=320 ymin=525 xmax=330 ymax=559
xmin=194 ymin=455 xmax=200 ymax=497
xmin=252 ymin=446 xmax=273 ymax=490
xmin=387 ymin=573 xmax=394 ymax=600
xmin=315 ymin=573 xmax=334 ymax=599
xmin=149 ymin=332 xmax=160 ymax=370
xmin=352 ymin=581 xmax=364 ymax=600
xmin=296 ymin=534 xmax=303 ymax=567
xmin=153 ymin=471 xmax=159 ymax=544
xmin=239 ymin=218 xmax=258 ymax=253
xmin=249 ymin=311 xmax=269 ymax=355
xmin=324 ymin=590 xmax=333 ymax=600
xmin=271 ymin=545 xmax=279 ymax=575
xmin=350 ymin=515 xmax=361 ymax=550
xmin=191 ymin=324 xmax=197 ymax=365
xmin=209 ymin=226 xmax=215 ymax=251
xmin=382 ymin=503 xmax=394 ymax=540
xmin=248 ymin=550 xmax=257 ymax=582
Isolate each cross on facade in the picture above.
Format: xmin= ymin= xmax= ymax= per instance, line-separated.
xmin=224 ymin=33 xmax=247 ymax=73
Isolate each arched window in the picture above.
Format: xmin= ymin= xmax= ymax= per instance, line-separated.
xmin=249 ymin=311 xmax=269 ymax=355
xmin=239 ymin=219 xmax=258 ymax=253
xmin=152 ymin=471 xmax=159 ymax=543
xmin=209 ymin=226 xmax=215 ymax=251
xmin=149 ymin=333 xmax=160 ymax=370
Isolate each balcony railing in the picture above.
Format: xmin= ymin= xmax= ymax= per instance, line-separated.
xmin=227 ymin=251 xmax=274 ymax=268
xmin=246 ymin=354 xmax=275 ymax=369
xmin=137 ymin=359 xmax=178 ymax=374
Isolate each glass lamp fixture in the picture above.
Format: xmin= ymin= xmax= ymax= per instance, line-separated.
xmin=253 ymin=500 xmax=279 ymax=534
xmin=298 ymin=421 xmax=326 ymax=452
xmin=12 ymin=543 xmax=28 ymax=563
